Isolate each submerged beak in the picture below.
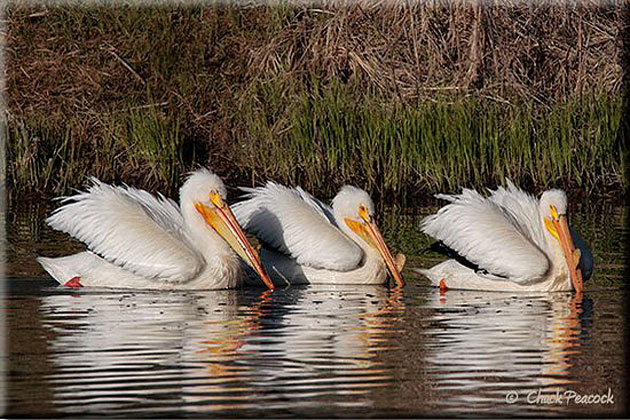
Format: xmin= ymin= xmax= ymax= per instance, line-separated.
xmin=346 ymin=210 xmax=404 ymax=287
xmin=547 ymin=206 xmax=583 ymax=293
xmin=195 ymin=193 xmax=274 ymax=290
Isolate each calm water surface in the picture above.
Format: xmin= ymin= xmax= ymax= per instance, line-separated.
xmin=4 ymin=199 xmax=628 ymax=417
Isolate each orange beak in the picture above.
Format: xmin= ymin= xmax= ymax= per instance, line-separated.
xmin=363 ymin=220 xmax=405 ymax=287
xmin=345 ymin=209 xmax=404 ymax=287
xmin=552 ymin=214 xmax=583 ymax=294
xmin=195 ymin=194 xmax=274 ymax=290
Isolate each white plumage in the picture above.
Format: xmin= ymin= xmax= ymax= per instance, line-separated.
xmin=233 ymin=182 xmax=404 ymax=286
xmin=38 ymin=169 xmax=274 ymax=290
xmin=233 ymin=183 xmax=362 ymax=271
xmin=46 ymin=178 xmax=202 ymax=282
xmin=423 ymin=187 xmax=549 ymax=283
xmin=417 ymin=180 xmax=592 ymax=292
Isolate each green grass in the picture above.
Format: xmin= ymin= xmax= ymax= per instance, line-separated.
xmin=8 ymin=118 xmax=79 ymax=193
xmin=118 ymin=107 xmax=184 ymax=192
xmin=7 ymin=86 xmax=626 ymax=202
xmin=237 ymin=83 xmax=626 ymax=201
xmin=7 ymin=106 xmax=186 ymax=196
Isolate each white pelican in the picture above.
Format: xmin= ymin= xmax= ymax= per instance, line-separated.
xmin=416 ymin=180 xmax=593 ymax=293
xmin=37 ymin=169 xmax=274 ymax=290
xmin=232 ymin=182 xmax=404 ymax=286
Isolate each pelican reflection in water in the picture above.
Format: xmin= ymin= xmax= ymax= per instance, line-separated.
xmin=41 ymin=289 xmax=273 ymax=413
xmin=424 ymin=290 xmax=589 ymax=414
xmin=223 ymin=285 xmax=406 ymax=407
xmin=41 ymin=286 xmax=405 ymax=414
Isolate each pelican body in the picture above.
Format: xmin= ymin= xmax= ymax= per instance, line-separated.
xmin=417 ymin=180 xmax=593 ymax=293
xmin=232 ymin=182 xmax=404 ymax=287
xmin=38 ymin=169 xmax=274 ymax=290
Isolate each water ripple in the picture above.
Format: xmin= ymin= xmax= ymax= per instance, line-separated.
xmin=5 ymin=203 xmax=627 ymax=417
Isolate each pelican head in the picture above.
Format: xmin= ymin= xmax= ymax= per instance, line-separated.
xmin=540 ymin=189 xmax=583 ymax=293
xmin=332 ymin=186 xmax=404 ymax=287
xmin=181 ymin=169 xmax=274 ymax=290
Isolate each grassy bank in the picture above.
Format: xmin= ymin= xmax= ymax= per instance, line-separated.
xmin=238 ymin=83 xmax=625 ymax=199
xmin=8 ymin=87 xmax=625 ymax=202
xmin=6 ymin=5 xmax=628 ymax=202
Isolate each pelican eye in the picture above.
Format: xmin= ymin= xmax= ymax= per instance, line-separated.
xmin=549 ymin=204 xmax=559 ymax=221
xmin=358 ymin=205 xmax=371 ymax=223
xmin=209 ymin=190 xmax=225 ymax=209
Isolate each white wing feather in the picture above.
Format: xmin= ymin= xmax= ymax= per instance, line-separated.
xmin=46 ymin=179 xmax=203 ymax=282
xmin=233 ymin=182 xmax=363 ymax=271
xmin=488 ymin=179 xmax=547 ymax=248
xmin=422 ymin=188 xmax=550 ymax=283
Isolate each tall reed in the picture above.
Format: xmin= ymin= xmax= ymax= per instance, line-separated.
xmin=237 ymin=83 xmax=625 ymax=201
